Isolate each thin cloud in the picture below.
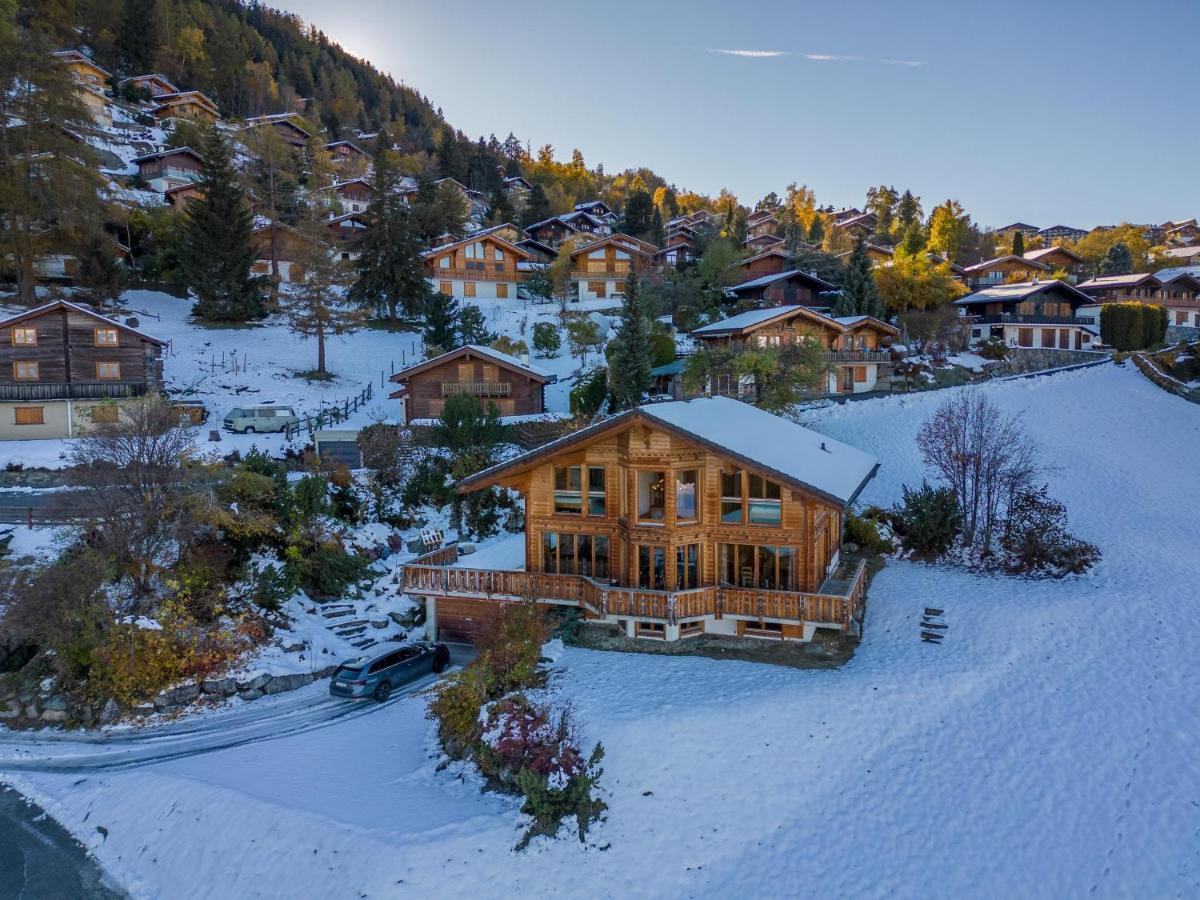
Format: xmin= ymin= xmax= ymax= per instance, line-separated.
xmin=706 ymin=48 xmax=788 ymax=58
xmin=804 ymin=52 xmax=925 ymax=67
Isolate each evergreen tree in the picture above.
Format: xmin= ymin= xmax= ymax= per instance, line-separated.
xmin=519 ymin=182 xmax=551 ymax=229
xmin=1100 ymin=242 xmax=1133 ymax=276
xmin=348 ymin=132 xmax=429 ymax=321
xmin=608 ymin=274 xmax=652 ymax=410
xmin=422 ymin=292 xmax=459 ymax=354
xmin=896 ymin=190 xmax=923 ymax=231
xmin=118 ymin=0 xmax=163 ymax=73
xmin=807 ymin=214 xmax=825 ymax=245
xmin=436 ymin=129 xmax=467 ymax=182
xmin=1011 ymin=230 xmax=1025 ymax=257
xmin=649 ymin=207 xmax=665 ymax=248
xmin=621 ymin=187 xmax=654 ymax=238
xmin=899 ymin=221 xmax=927 ymax=257
xmin=835 ymin=235 xmax=884 ymax=318
xmin=487 ymin=187 xmax=513 ymax=225
xmin=458 ymin=304 xmax=495 ymax=345
xmin=181 ymin=127 xmax=264 ymax=322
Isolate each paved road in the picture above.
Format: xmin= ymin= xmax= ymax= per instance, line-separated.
xmin=0 ymin=786 xmax=126 ymax=899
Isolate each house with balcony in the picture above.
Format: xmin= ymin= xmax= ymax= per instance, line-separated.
xmin=743 ymin=233 xmax=784 ymax=253
xmin=151 ymin=91 xmax=220 ymax=126
xmin=568 ymin=234 xmax=656 ymax=301
xmin=327 ymin=178 xmax=372 ymax=214
xmin=51 ymin=49 xmax=112 ymax=125
xmin=726 ymin=268 xmax=839 ymax=309
xmin=746 ymin=209 xmax=780 ymax=239
xmin=955 ymin=280 xmax=1098 ymax=349
xmin=1023 ymin=245 xmax=1083 ymax=275
xmin=118 ymin=73 xmax=179 ymax=98
xmin=250 ymin=223 xmax=326 ymax=283
xmin=321 ymin=140 xmax=368 ymax=169
xmin=0 ymin=300 xmax=166 ymax=440
xmin=502 ymin=175 xmax=532 ymax=207
xmin=132 ymin=147 xmax=204 ymax=192
xmin=574 ymin=200 xmax=618 ymax=226
xmin=1038 ymin=224 xmax=1088 ymax=243
xmin=243 ymin=113 xmax=311 ymax=149
xmin=1077 ymin=272 xmax=1200 ymax=332
xmin=404 ymin=396 xmax=876 ymax=643
xmin=387 ymin=344 xmax=552 ymax=423
xmin=423 ymin=227 xmax=533 ymax=300
xmin=961 ymin=254 xmax=1052 ymax=289
xmin=691 ymin=305 xmax=899 ymax=396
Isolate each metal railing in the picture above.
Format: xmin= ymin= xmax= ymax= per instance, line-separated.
xmin=971 ymin=314 xmax=1095 ymax=326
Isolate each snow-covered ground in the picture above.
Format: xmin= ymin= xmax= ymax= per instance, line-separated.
xmin=0 ymin=290 xmax=614 ymax=468
xmin=4 ymin=364 xmax=1198 ymax=898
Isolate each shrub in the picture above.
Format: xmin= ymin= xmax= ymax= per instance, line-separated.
xmin=291 ymin=474 xmax=330 ymax=523
xmin=569 ymin=368 xmax=608 ymax=418
xmin=298 ymin=542 xmax=369 ymax=597
xmin=894 ymin=482 xmax=961 ymax=557
xmin=532 ymin=322 xmax=560 ymax=358
xmin=357 ymin=423 xmax=404 ymax=486
xmin=402 ymin=454 xmax=455 ymax=509
xmin=843 ymin=513 xmax=893 ymax=555
xmin=475 ymin=600 xmax=551 ymax=696
xmin=251 ymin=562 xmax=297 ymax=612
xmin=1001 ymin=486 xmax=1100 ymax=576
xmin=1101 ymin=302 xmax=1168 ymax=351
xmin=978 ymin=337 xmax=1008 ymax=360
xmin=490 ymin=335 xmax=528 ymax=358
xmin=328 ymin=465 xmax=365 ymax=524
xmin=427 ymin=666 xmax=489 ymax=752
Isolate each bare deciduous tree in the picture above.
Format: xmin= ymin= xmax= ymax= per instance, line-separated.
xmin=916 ymin=391 xmax=1042 ymax=551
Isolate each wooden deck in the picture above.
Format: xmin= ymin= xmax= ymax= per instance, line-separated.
xmin=402 ymin=558 xmax=868 ymax=629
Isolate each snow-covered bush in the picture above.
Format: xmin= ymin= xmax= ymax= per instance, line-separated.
xmin=894 ymin=482 xmax=961 ymax=558
xmin=1001 ymin=487 xmax=1100 ymax=577
xmin=978 ymin=337 xmax=1008 ymax=360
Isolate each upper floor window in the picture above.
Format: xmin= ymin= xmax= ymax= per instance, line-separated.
xmin=95 ymin=327 xmax=119 ymax=347
xmin=636 ymin=470 xmax=666 ymax=523
xmin=494 ymin=247 xmax=504 ymax=262
xmin=13 ymin=361 xmax=38 ymax=381
xmin=587 ymin=249 xmax=606 ymax=260
xmin=615 ymin=250 xmax=631 ymax=261
xmin=439 ymin=255 xmax=450 ymax=268
xmin=720 ymin=470 xmax=783 ymax=525
xmin=554 ymin=465 xmax=606 ymax=516
xmin=465 ymin=242 xmax=485 ymax=260
xmin=676 ymin=470 xmax=698 ymax=523
xmin=12 ymin=327 xmax=37 ymax=346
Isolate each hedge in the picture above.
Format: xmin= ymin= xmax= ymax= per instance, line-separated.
xmin=1100 ymin=302 xmax=1167 ymax=351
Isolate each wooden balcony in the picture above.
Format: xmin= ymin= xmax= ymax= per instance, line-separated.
xmin=441 ymin=381 xmax=512 ymax=397
xmin=429 ymin=266 xmax=513 ymax=282
xmin=0 ymin=381 xmax=151 ymax=401
xmin=572 ymin=267 xmax=631 ymax=280
xmin=402 ymin=558 xmax=868 ymax=629
xmin=823 ymin=350 xmax=892 ymax=363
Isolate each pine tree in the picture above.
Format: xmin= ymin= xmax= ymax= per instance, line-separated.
xmin=608 ymin=274 xmax=652 ymax=410
xmin=1011 ymin=230 xmax=1025 ymax=257
xmin=348 ymin=132 xmax=429 ymax=321
xmin=899 ymin=222 xmax=927 ymax=257
xmin=836 ymin=235 xmax=884 ymax=318
xmin=487 ymin=187 xmax=513 ymax=225
xmin=422 ymin=292 xmax=459 ymax=355
xmin=118 ymin=0 xmax=163 ymax=73
xmin=435 ymin=129 xmax=467 ymax=182
xmin=1100 ymin=242 xmax=1133 ymax=276
xmin=458 ymin=304 xmax=495 ymax=345
xmin=181 ymin=127 xmax=264 ymax=322
xmin=649 ymin=207 xmax=665 ymax=247
xmin=621 ymin=187 xmax=654 ymax=238
xmin=897 ymin=190 xmax=923 ymax=231
xmin=519 ymin=182 xmax=551 ymax=229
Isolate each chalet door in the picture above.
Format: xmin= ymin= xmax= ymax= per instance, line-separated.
xmin=635 ymin=544 xmax=667 ymax=591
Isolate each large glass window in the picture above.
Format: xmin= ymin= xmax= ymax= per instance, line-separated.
xmin=593 ymin=535 xmax=609 ymax=580
xmin=543 ymin=532 xmax=609 ymax=580
xmin=542 ymin=532 xmax=558 ymax=574
xmin=675 ymin=470 xmax=698 ymax=523
xmin=554 ymin=466 xmax=583 ymax=515
xmin=559 ymin=533 xmax=575 ymax=575
xmin=720 ymin=470 xmax=742 ymax=524
xmin=720 ymin=543 xmax=798 ymax=591
xmin=677 ymin=544 xmax=699 ymax=589
xmin=588 ymin=467 xmax=606 ymax=516
xmin=748 ymin=474 xmax=782 ymax=525
xmin=637 ymin=545 xmax=667 ymax=590
xmin=637 ymin=470 xmax=666 ymax=523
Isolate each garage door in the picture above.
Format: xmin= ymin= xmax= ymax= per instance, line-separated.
xmin=437 ymin=597 xmax=501 ymax=643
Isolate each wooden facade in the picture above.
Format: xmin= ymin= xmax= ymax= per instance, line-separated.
xmin=406 ymin=401 xmax=876 ymax=644
xmin=388 ymin=345 xmax=549 ymax=423
xmin=152 ymin=92 xmax=219 ymax=125
xmin=957 ymin=281 xmax=1099 ymax=350
xmin=962 ymin=255 xmax=1051 ymax=289
xmin=133 ymin=147 xmax=204 ymax=189
xmin=424 ymin=231 xmax=533 ymax=300
xmin=570 ymin=235 xmax=656 ymax=301
xmin=728 ymin=268 xmax=839 ymax=307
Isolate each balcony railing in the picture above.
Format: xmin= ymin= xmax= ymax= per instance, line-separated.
xmin=401 ymin=558 xmax=868 ymax=629
xmin=823 ymin=350 xmax=892 ymax=363
xmin=0 ymin=381 xmax=150 ymax=401
xmin=572 ymin=267 xmax=631 ymax=279
xmin=441 ymin=381 xmax=512 ymax=397
xmin=428 ymin=266 xmax=512 ymax=282
xmin=971 ymin=314 xmax=1095 ymax=326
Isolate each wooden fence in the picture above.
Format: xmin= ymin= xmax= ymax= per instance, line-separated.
xmin=284 ymin=384 xmax=375 ymax=440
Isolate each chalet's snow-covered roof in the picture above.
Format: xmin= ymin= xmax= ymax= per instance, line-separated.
xmin=131 ymin=146 xmax=203 ymax=165
xmin=955 ymin=280 xmax=1092 ymax=306
xmin=391 ymin=344 xmax=552 ymax=382
xmin=1023 ymin=246 xmax=1082 ymax=263
xmin=727 ymin=268 xmax=838 ymax=294
xmin=1076 ymin=273 xmax=1162 ymax=290
xmin=691 ymin=304 xmax=827 ymax=336
xmin=962 ymin=254 xmax=1051 ymax=274
xmin=1161 ymin=246 xmax=1200 ymax=259
xmin=641 ymin=397 xmax=878 ymax=505
xmin=1156 ymin=265 xmax=1200 ymax=283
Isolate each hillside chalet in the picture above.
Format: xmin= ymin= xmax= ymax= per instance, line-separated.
xmin=423 ymin=228 xmax=534 ymax=300
xmin=404 ymin=397 xmax=875 ymax=644
xmin=726 ymin=268 xmax=839 ymax=308
xmin=955 ymin=280 xmax=1098 ymax=349
xmin=387 ymin=344 xmax=552 ymax=422
xmin=327 ymin=178 xmax=372 ymax=214
xmin=0 ymin=300 xmax=165 ymax=440
xmin=152 ymin=91 xmax=219 ymax=126
xmin=1076 ymin=273 xmax=1200 ymax=330
xmin=118 ymin=73 xmax=178 ymax=97
xmin=52 ymin=49 xmax=111 ymax=125
xmin=961 ymin=255 xmax=1052 ymax=289
xmin=132 ymin=147 xmax=204 ymax=192
xmin=1023 ymin=245 xmax=1084 ymax=274
xmin=243 ymin=113 xmax=312 ymax=148
xmin=569 ymin=235 xmax=656 ymax=301
xmin=250 ymin=223 xmax=324 ymax=283
xmin=691 ymin=305 xmax=900 ymax=395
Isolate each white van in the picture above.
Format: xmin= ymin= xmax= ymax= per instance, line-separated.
xmin=222 ymin=404 xmax=299 ymax=434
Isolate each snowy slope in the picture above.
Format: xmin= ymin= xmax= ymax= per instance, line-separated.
xmin=4 ymin=364 xmax=1199 ymax=899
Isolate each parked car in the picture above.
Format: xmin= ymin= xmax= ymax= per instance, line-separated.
xmin=222 ymin=404 xmax=299 ymax=434
xmin=328 ymin=642 xmax=451 ymax=702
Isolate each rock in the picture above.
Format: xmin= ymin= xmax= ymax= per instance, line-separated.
xmin=154 ymin=683 xmax=200 ymax=710
xmin=23 ymin=703 xmax=39 ymax=719
xmin=132 ymin=704 xmax=155 ymax=718
xmin=76 ymin=705 xmax=95 ymax=727
xmin=40 ymin=709 xmax=68 ymax=723
xmin=201 ymin=677 xmax=236 ymax=697
xmin=315 ymin=664 xmax=339 ymax=679
xmin=41 ymin=695 xmax=68 ymax=712
xmin=99 ymin=698 xmax=121 ymax=724
xmin=238 ymin=688 xmax=264 ymax=702
xmin=0 ymin=699 xmax=21 ymax=719
xmin=369 ymin=618 xmax=388 ymax=629
xmin=278 ymin=641 xmax=306 ymax=653
xmin=236 ymin=673 xmax=271 ymax=693
xmin=263 ymin=672 xmax=313 ymax=695
xmin=387 ymin=612 xmax=407 ymax=626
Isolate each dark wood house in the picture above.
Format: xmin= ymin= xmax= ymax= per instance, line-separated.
xmin=388 ymin=344 xmax=553 ymax=423
xmin=726 ymin=268 xmax=839 ymax=307
xmin=403 ymin=397 xmax=876 ymax=643
xmin=0 ymin=300 xmax=166 ymax=439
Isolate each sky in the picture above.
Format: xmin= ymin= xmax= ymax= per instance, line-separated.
xmin=274 ymin=0 xmax=1199 ymax=229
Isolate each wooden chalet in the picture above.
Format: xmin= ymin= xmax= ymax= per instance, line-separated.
xmin=836 ymin=212 xmax=876 ymax=237
xmin=1023 ymin=245 xmax=1084 ymax=273
xmin=0 ymin=300 xmax=165 ymax=440
xmin=524 ymin=215 xmax=579 ymax=247
xmin=250 ymin=223 xmax=325 ymax=283
xmin=955 ymin=280 xmax=1098 ymax=349
xmin=515 ymin=238 xmax=557 ymax=264
xmin=423 ymin=227 xmax=533 ymax=300
xmin=1038 ymin=225 xmax=1087 ymax=243
xmin=132 ymin=146 xmax=204 ymax=192
xmin=735 ymin=248 xmax=791 ymax=281
xmin=322 ymin=212 xmax=369 ymax=260
xmin=502 ymin=175 xmax=532 ymax=205
xmin=52 ymin=50 xmax=111 ymax=124
xmin=743 ymin=233 xmax=784 ymax=253
xmin=1076 ymin=273 xmax=1200 ymax=331
xmin=1076 ymin=273 xmax=1164 ymax=304
xmin=726 ymin=268 xmax=839 ymax=308
xmin=164 ymin=182 xmax=203 ymax=213
xmin=152 ymin=91 xmax=220 ymax=126
xmin=746 ymin=210 xmax=780 ymax=238
xmin=1158 ymin=273 xmax=1200 ymax=329
xmin=118 ymin=73 xmax=179 ymax=97
xmin=404 ymin=397 xmax=875 ymax=643
xmin=328 ymin=178 xmax=372 ymax=214
xmin=569 ymin=234 xmax=657 ymax=301
xmin=244 ymin=113 xmax=311 ymax=148
xmin=836 ymin=243 xmax=894 ymax=267
xmin=961 ymin=254 xmax=1052 ymax=290
xmin=388 ymin=344 xmax=552 ymax=423
xmin=691 ymin=305 xmax=900 ymax=395
xmin=992 ymin=222 xmax=1040 ymax=239
xmin=322 ymin=140 xmax=368 ymax=167
xmin=574 ymin=200 xmax=617 ymax=224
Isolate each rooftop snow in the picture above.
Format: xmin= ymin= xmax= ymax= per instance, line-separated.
xmin=727 ymin=268 xmax=838 ymax=293
xmin=692 ymin=304 xmax=819 ymax=335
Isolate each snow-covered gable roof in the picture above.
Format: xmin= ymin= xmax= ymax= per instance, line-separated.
xmin=727 ymin=268 xmax=838 ymax=294
xmin=1023 ymin=246 xmax=1083 ymax=264
xmin=0 ymin=299 xmax=166 ymax=346
xmin=955 ymin=280 xmax=1092 ymax=306
xmin=457 ymin=397 xmax=879 ymax=507
xmin=390 ymin=344 xmax=552 ymax=383
xmin=962 ymin=255 xmax=1051 ymax=274
xmin=1155 ymin=265 xmax=1200 ymax=283
xmin=1076 ymin=273 xmax=1162 ymax=290
xmin=691 ymin=304 xmax=837 ymax=336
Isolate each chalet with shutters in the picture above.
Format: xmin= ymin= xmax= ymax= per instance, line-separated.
xmin=404 ymin=397 xmax=875 ymax=644
xmin=1023 ymin=245 xmax=1084 ymax=275
xmin=423 ymin=228 xmax=533 ymax=300
xmin=52 ymin=50 xmax=111 ymax=125
xmin=574 ymin=200 xmax=618 ymax=225
xmin=1076 ymin=273 xmax=1200 ymax=331
xmin=502 ymin=175 xmax=532 ymax=206
xmin=152 ymin=91 xmax=219 ymax=126
xmin=323 ymin=212 xmax=369 ymax=259
xmin=132 ymin=147 xmax=204 ymax=192
xmin=746 ymin=209 xmax=780 ymax=239
xmin=742 ymin=233 xmax=784 ymax=253
xmin=118 ymin=73 xmax=178 ymax=98
xmin=327 ymin=178 xmax=372 ymax=214
xmin=726 ymin=267 xmax=839 ymax=308
xmin=244 ymin=113 xmax=311 ymax=148
xmin=524 ymin=216 xmax=579 ymax=247
xmin=1038 ymin=225 xmax=1088 ymax=243
xmin=569 ymin=234 xmax=656 ymax=301
xmin=955 ymin=280 xmax=1098 ymax=349
xmin=691 ymin=305 xmax=900 ymax=396
xmin=387 ymin=344 xmax=552 ymax=423
xmin=735 ymin=248 xmax=791 ymax=281
xmin=0 ymin=300 xmax=165 ymax=440
xmin=961 ymin=254 xmax=1052 ymax=290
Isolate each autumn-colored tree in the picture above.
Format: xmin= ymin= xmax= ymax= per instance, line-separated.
xmin=1074 ymin=224 xmax=1150 ymax=276
xmin=927 ymin=200 xmax=968 ymax=262
xmin=875 ymin=245 xmax=969 ymax=313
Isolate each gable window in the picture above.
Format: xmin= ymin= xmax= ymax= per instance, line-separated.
xmin=94 ymin=327 xmax=119 ymax=347
xmin=13 ymin=361 xmax=38 ymax=381
xmin=96 ymin=361 xmax=121 ymax=380
xmin=675 ymin=470 xmax=698 ymax=523
xmin=494 ymin=247 xmax=504 ymax=262
xmin=12 ymin=327 xmax=37 ymax=346
xmin=439 ymin=256 xmax=450 ymax=268
xmin=636 ymin=470 xmax=666 ymax=523
xmin=554 ymin=465 xmax=606 ymax=516
xmin=721 ymin=470 xmax=743 ymax=523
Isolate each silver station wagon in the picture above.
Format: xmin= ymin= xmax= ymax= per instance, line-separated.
xmin=329 ymin=642 xmax=451 ymax=702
